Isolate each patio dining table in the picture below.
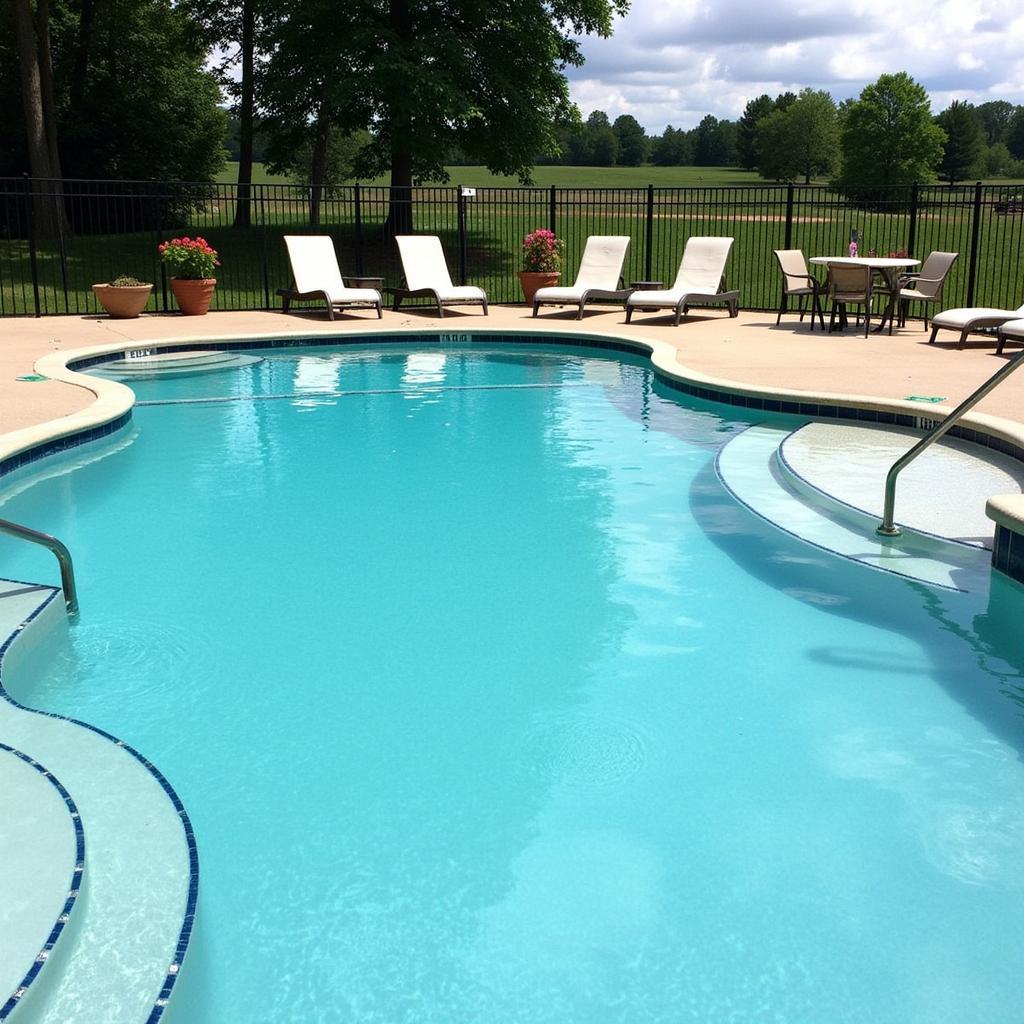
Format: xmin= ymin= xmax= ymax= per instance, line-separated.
xmin=810 ymin=256 xmax=919 ymax=334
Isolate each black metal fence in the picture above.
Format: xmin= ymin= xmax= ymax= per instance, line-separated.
xmin=2 ymin=176 xmax=1023 ymax=317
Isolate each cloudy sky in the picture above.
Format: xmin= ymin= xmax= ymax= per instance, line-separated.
xmin=567 ymin=0 xmax=1024 ymax=132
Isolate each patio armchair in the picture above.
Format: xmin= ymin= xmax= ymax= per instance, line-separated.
xmin=826 ymin=263 xmax=873 ymax=337
xmin=928 ymin=301 xmax=1024 ymax=348
xmin=278 ymin=235 xmax=383 ymax=320
xmin=625 ymin=237 xmax=737 ymax=325
xmin=389 ymin=235 xmax=488 ymax=317
xmin=532 ymin=236 xmax=631 ymax=319
xmin=897 ymin=251 xmax=958 ymax=329
xmin=773 ymin=249 xmax=825 ymax=330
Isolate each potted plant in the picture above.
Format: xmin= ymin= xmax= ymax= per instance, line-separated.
xmin=518 ymin=228 xmax=563 ymax=305
xmin=91 ymin=275 xmax=153 ymax=319
xmin=158 ymin=236 xmax=220 ymax=315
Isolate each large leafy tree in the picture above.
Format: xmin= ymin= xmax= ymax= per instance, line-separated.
xmin=693 ymin=115 xmax=736 ymax=166
xmin=260 ymin=0 xmax=628 ymax=232
xmin=755 ymin=88 xmax=839 ymax=184
xmin=1007 ymin=107 xmax=1024 ymax=159
xmin=836 ymin=72 xmax=946 ymax=193
xmin=935 ymin=100 xmax=984 ymax=184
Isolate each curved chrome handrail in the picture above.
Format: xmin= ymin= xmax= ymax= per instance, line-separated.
xmin=0 ymin=517 xmax=78 ymax=616
xmin=877 ymin=346 xmax=1024 ymax=536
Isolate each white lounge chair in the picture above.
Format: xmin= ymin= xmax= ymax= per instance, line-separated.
xmin=278 ymin=235 xmax=382 ymax=319
xmin=390 ymin=235 xmax=488 ymax=317
xmin=928 ymin=301 xmax=1024 ymax=348
xmin=532 ymin=236 xmax=631 ymax=319
xmin=625 ymin=237 xmax=738 ymax=325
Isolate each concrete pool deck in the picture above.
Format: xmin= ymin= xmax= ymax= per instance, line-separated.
xmin=3 ymin=305 xmax=1024 ymax=436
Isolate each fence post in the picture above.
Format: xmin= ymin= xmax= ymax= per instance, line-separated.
xmin=784 ymin=182 xmax=794 ymax=249
xmin=258 ymin=185 xmax=271 ymax=310
xmin=457 ymin=185 xmax=467 ymax=285
xmin=24 ymin=175 xmax=41 ymax=317
xmin=966 ymin=181 xmax=983 ymax=307
xmin=645 ymin=184 xmax=654 ymax=281
xmin=354 ymin=183 xmax=364 ymax=275
xmin=907 ymin=182 xmax=919 ymax=256
xmin=549 ymin=185 xmax=556 ymax=236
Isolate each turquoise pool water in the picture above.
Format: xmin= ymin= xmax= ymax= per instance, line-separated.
xmin=3 ymin=343 xmax=1024 ymax=1023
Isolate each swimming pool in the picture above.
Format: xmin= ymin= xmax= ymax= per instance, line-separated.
xmin=3 ymin=342 xmax=1024 ymax=1023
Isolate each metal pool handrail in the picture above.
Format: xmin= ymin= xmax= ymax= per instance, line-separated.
xmin=0 ymin=516 xmax=78 ymax=616
xmin=877 ymin=346 xmax=1024 ymax=537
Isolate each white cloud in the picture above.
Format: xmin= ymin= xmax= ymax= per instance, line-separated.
xmin=567 ymin=0 xmax=1024 ymax=131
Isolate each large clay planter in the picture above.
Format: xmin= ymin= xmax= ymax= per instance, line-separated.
xmin=518 ymin=271 xmax=560 ymax=305
xmin=92 ymin=283 xmax=153 ymax=319
xmin=170 ymin=278 xmax=217 ymax=316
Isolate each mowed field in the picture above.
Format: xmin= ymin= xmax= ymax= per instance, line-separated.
xmin=214 ymin=163 xmax=770 ymax=187
xmin=3 ymin=168 xmax=1023 ymax=315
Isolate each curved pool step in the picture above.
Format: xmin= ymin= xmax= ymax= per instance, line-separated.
xmin=716 ymin=423 xmax=992 ymax=592
xmin=0 ymin=586 xmax=195 ymax=1024
xmin=90 ymin=350 xmax=261 ymax=378
xmin=778 ymin=421 xmax=1024 ymax=549
xmin=0 ymin=745 xmax=83 ymax=1021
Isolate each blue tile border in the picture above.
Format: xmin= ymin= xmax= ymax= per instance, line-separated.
xmin=992 ymin=524 xmax=1024 ymax=584
xmin=0 ymin=593 xmax=198 ymax=1024
xmin=0 ymin=741 xmax=85 ymax=1022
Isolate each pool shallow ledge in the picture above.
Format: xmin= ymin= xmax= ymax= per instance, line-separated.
xmin=0 ymin=589 xmax=197 ymax=1024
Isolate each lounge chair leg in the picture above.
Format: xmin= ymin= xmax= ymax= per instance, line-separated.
xmin=997 ymin=333 xmax=1005 ymax=355
xmin=532 ymin=301 xmax=539 ymax=318
xmin=958 ymin=328 xmax=969 ymax=349
xmin=375 ymin=302 xmax=383 ymax=320
xmin=729 ymin=299 xmax=738 ymax=318
xmin=481 ymin=300 xmax=488 ymax=316
xmin=281 ymin=294 xmax=291 ymax=314
xmin=326 ymin=304 xmax=336 ymax=322
xmin=576 ymin=305 xmax=584 ymax=321
xmin=776 ymin=295 xmax=785 ymax=325
xmin=625 ymin=307 xmax=633 ymax=324
xmin=928 ymin=325 xmax=939 ymax=344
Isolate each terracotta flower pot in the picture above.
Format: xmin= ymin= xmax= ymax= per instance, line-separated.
xmin=170 ymin=278 xmax=217 ymax=316
xmin=518 ymin=271 xmax=560 ymax=305
xmin=92 ymin=283 xmax=153 ymax=319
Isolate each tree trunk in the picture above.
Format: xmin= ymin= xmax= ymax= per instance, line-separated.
xmin=382 ymin=0 xmax=414 ymax=237
xmin=308 ymin=105 xmax=329 ymax=227
xmin=233 ymin=0 xmax=255 ymax=229
xmin=69 ymin=0 xmax=97 ymax=111
xmin=12 ymin=0 xmax=66 ymax=238
xmin=385 ymin=142 xmax=414 ymax=236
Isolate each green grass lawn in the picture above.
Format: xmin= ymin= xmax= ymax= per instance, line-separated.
xmin=216 ymin=163 xmax=772 ymax=187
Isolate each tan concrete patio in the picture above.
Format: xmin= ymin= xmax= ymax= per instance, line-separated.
xmin=2 ymin=304 xmax=1023 ymax=436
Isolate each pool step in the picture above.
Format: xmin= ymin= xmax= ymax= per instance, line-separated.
xmin=716 ymin=423 xmax=993 ymax=592
xmin=0 ymin=586 xmax=194 ymax=1024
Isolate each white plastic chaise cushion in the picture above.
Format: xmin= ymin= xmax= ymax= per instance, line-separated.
xmin=931 ymin=303 xmax=1024 ymax=328
xmin=283 ymin=235 xmax=378 ymax=303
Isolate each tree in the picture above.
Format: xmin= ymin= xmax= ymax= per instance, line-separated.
xmin=755 ymin=88 xmax=839 ymax=184
xmin=583 ymin=110 xmax=618 ymax=165
xmin=1008 ymin=107 xmax=1024 ymax=159
xmin=612 ymin=114 xmax=648 ymax=166
xmin=260 ymin=0 xmax=629 ymax=233
xmin=736 ymin=94 xmax=775 ymax=170
xmin=650 ymin=125 xmax=692 ymax=165
xmin=183 ymin=0 xmax=272 ymax=227
xmin=935 ymin=101 xmax=984 ymax=184
xmin=974 ymin=100 xmax=1017 ymax=145
xmin=837 ymin=72 xmax=946 ymax=194
xmin=693 ymin=115 xmax=734 ymax=166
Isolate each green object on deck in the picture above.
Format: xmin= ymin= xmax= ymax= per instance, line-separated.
xmin=15 ymin=373 xmax=48 ymax=382
xmin=905 ymin=395 xmax=945 ymax=403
